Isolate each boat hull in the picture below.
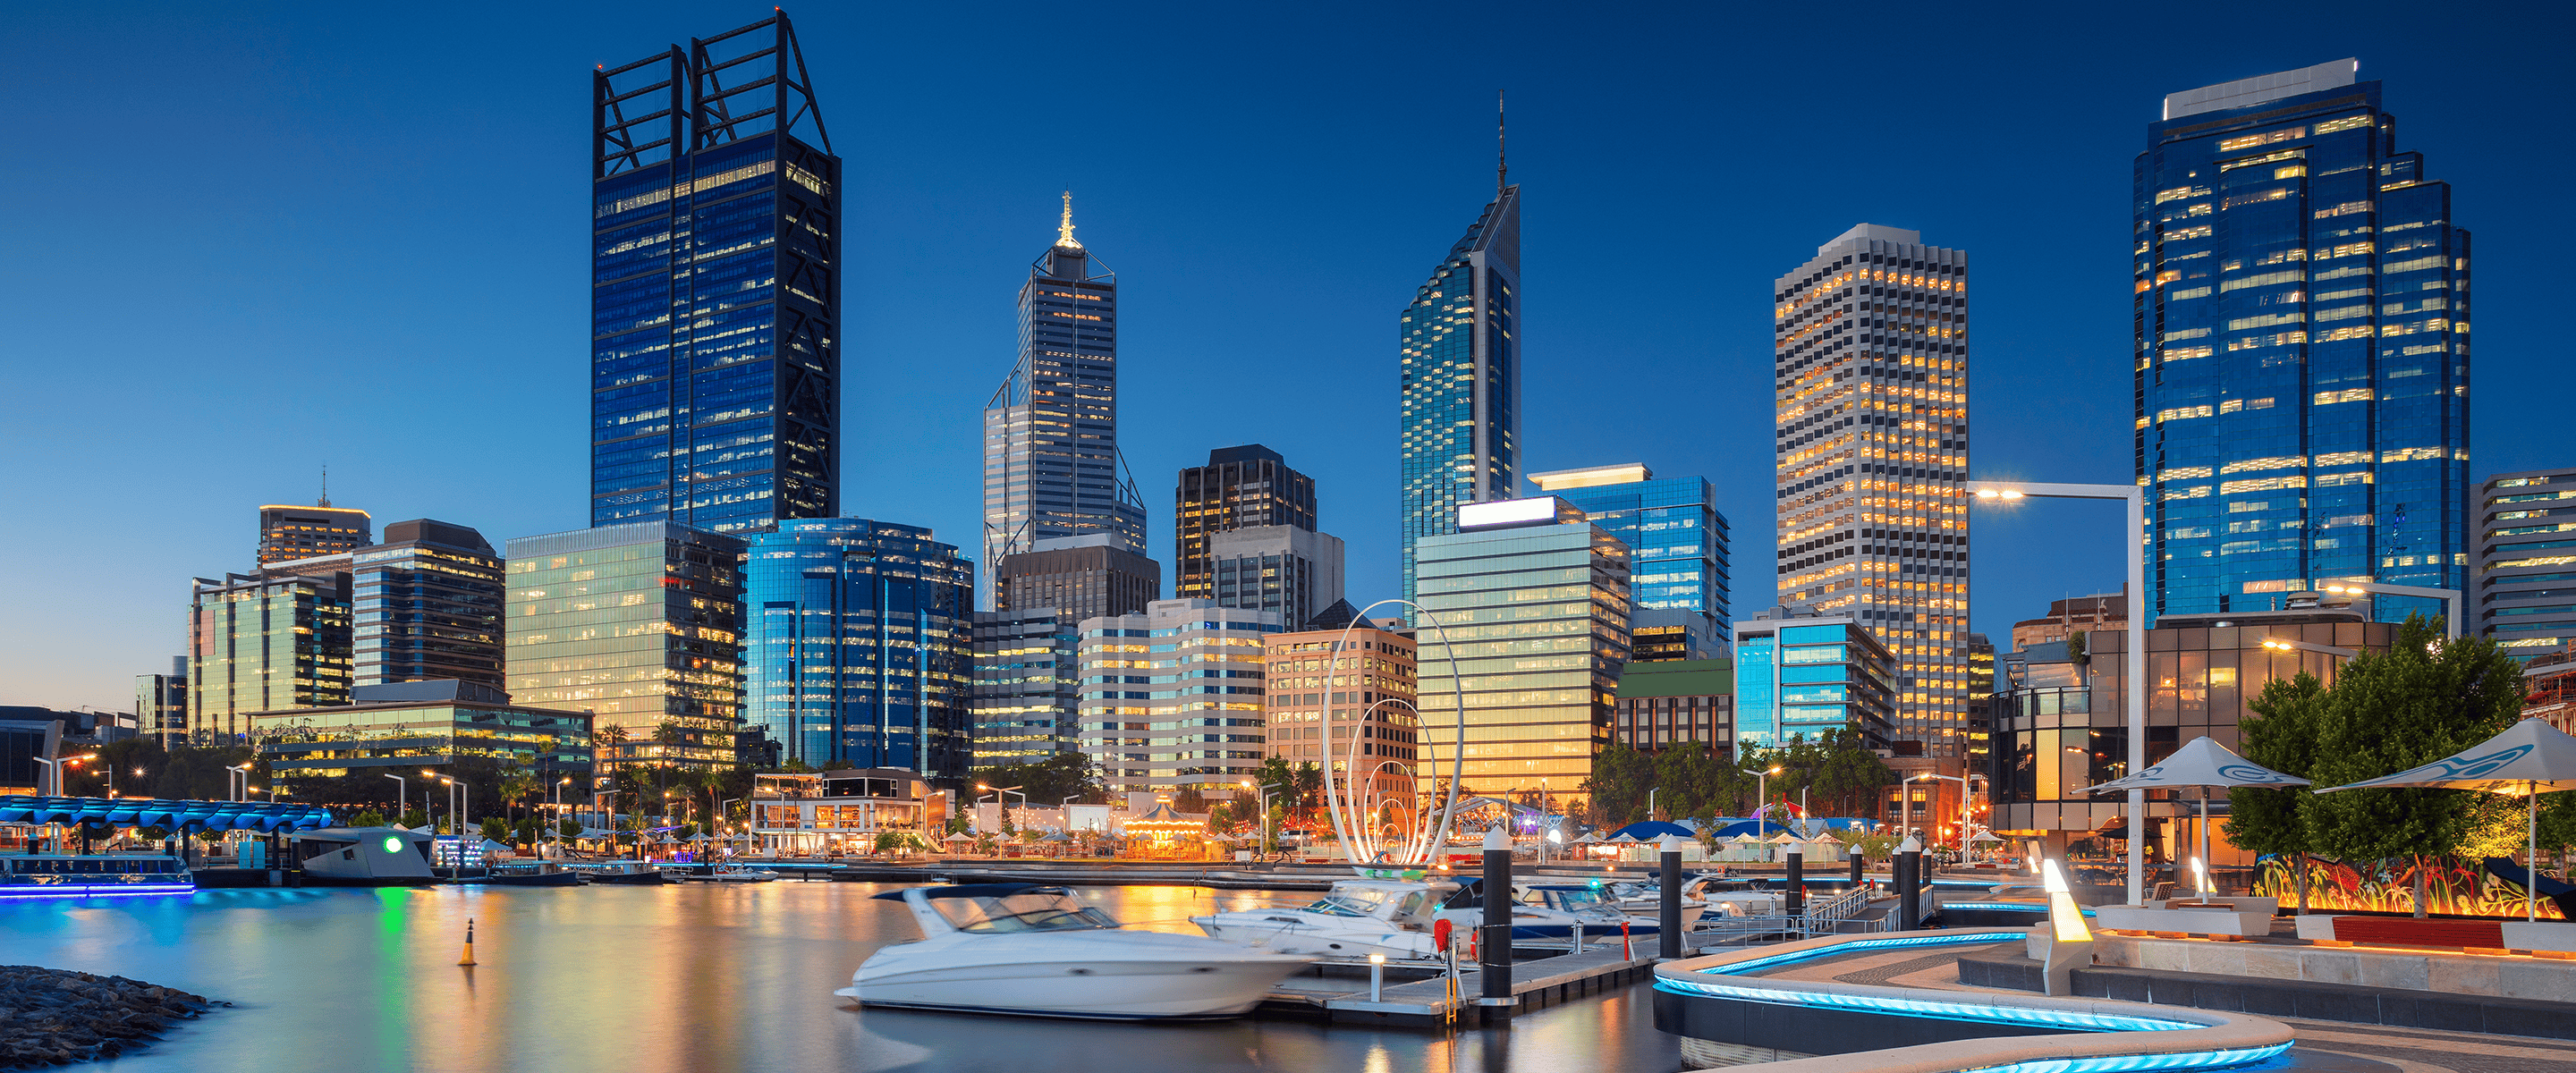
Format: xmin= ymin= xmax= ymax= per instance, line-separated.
xmin=1191 ymin=916 xmax=1434 ymax=959
xmin=839 ymin=956 xmax=1304 ymax=1019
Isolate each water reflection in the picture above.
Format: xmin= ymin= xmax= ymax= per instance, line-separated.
xmin=6 ymin=883 xmax=1679 ymax=1073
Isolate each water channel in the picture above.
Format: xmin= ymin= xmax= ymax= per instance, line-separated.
xmin=9 ymin=883 xmax=1682 ymax=1073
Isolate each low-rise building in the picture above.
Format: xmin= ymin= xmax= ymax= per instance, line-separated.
xmin=2009 ymin=591 xmax=2127 ymax=651
xmin=746 ymin=769 xmax=947 ymax=856
xmin=1733 ymin=607 xmax=1895 ymax=751
xmin=2478 ymin=469 xmax=2576 ymax=661
xmin=1079 ymin=598 xmax=1281 ymax=804
xmin=1611 ymin=659 xmax=1733 ymax=754
xmin=1264 ymin=623 xmax=1417 ymax=807
xmin=248 ymin=680 xmax=593 ymax=786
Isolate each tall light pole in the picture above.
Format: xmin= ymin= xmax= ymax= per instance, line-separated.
xmin=2316 ymin=581 xmax=2462 ymax=640
xmin=1239 ymin=781 xmax=1274 ymax=852
xmin=1969 ymin=479 xmax=2149 ymax=906
xmin=1743 ymin=765 xmax=1780 ymax=833
xmin=32 ymin=754 xmax=97 ymax=798
xmin=383 ymin=773 xmax=407 ymax=827
xmin=1904 ymin=773 xmax=1975 ymax=858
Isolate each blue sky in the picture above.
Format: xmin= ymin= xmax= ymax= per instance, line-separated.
xmin=4 ymin=1 xmax=2568 ymax=709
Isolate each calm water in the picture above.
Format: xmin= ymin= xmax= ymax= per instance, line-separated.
xmin=10 ymin=882 xmax=1682 ymax=1073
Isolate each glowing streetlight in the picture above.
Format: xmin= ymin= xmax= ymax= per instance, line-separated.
xmin=2315 ymin=581 xmax=2462 ymax=640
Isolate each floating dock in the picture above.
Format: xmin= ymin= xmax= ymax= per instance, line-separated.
xmin=1256 ymin=945 xmax=1658 ymax=1027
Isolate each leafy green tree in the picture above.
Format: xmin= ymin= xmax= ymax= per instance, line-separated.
xmin=479 ymin=816 xmax=509 ymax=842
xmin=401 ymin=808 xmax=428 ymax=830
xmin=1173 ymin=785 xmax=1209 ymax=814
xmin=559 ymin=817 xmax=583 ymax=839
xmin=2307 ymin=615 xmax=2524 ymax=917
xmin=972 ymin=752 xmax=1106 ymax=804
xmin=351 ymin=810 xmax=386 ymax=828
xmin=2224 ymin=672 xmax=2326 ymax=912
xmin=1292 ymin=763 xmax=1324 ymax=809
xmin=1578 ymin=744 xmax=1656 ymax=827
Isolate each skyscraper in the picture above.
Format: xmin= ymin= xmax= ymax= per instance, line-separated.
xmin=1208 ymin=526 xmax=1344 ymax=630
xmin=1399 ymin=147 xmax=1521 ymax=613
xmin=741 ymin=520 xmax=973 ymax=778
xmin=2137 ymin=60 xmax=2470 ymax=621
xmin=259 ymin=501 xmax=371 ymax=566
xmin=1530 ymin=463 xmax=1733 ymax=651
xmin=351 ymin=520 xmax=506 ymax=690
xmin=1174 ymin=445 xmax=1318 ymax=601
xmin=2475 ymin=469 xmax=2576 ymax=660
xmin=134 ymin=656 xmax=188 ymax=750
xmin=1771 ymin=223 xmax=1973 ymax=758
xmin=970 ymin=608 xmax=1080 ymax=772
xmin=992 ymin=534 xmax=1161 ymax=625
xmin=589 ymin=13 xmax=841 ymax=534
xmin=505 ymin=522 xmax=747 ymax=770
xmin=982 ymin=195 xmax=1148 ymax=603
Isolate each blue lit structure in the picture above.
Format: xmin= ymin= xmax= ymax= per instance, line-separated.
xmin=1531 ymin=465 xmax=1732 ymax=646
xmin=1733 ymin=613 xmax=1894 ymax=749
xmin=590 ymin=13 xmax=840 ymax=533
xmin=743 ymin=520 xmax=973 ymax=782
xmin=2138 ymin=60 xmax=2469 ymax=621
xmin=1399 ymin=176 xmax=1521 ymax=613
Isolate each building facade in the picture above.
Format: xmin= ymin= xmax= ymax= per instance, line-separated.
xmin=250 ymin=680 xmax=592 ymax=787
xmin=189 ymin=571 xmax=353 ymax=744
xmin=742 ymin=520 xmax=973 ymax=781
xmin=1772 ymin=223 xmax=1972 ymax=758
xmin=134 ymin=656 xmax=188 ymax=750
xmin=258 ymin=502 xmax=371 ymax=565
xmin=2137 ymin=60 xmax=2470 ymax=622
xmin=993 ymin=533 xmax=1160 ymax=624
xmin=1264 ymin=624 xmax=1418 ymax=807
xmin=970 ymin=609 xmax=1080 ymax=771
xmin=1611 ymin=659 xmax=1734 ymax=755
xmin=2010 ymin=591 xmax=2129 ymax=651
xmin=1412 ymin=497 xmax=1629 ymax=798
xmin=504 ymin=522 xmax=747 ymax=770
xmin=1208 ymin=525 xmax=1344 ymax=631
xmin=981 ymin=196 xmax=1148 ymax=599
xmin=1733 ymin=609 xmax=1896 ymax=752
xmin=1078 ymin=599 xmax=1280 ymax=802
xmin=748 ymin=769 xmax=944 ymax=856
xmin=1530 ymin=462 xmax=1732 ymax=647
xmin=2476 ymin=469 xmax=2576 ymax=660
xmin=351 ymin=520 xmax=506 ymax=690
xmin=1399 ymin=180 xmax=1522 ymax=613
xmin=1175 ymin=444 xmax=1318 ymax=602
xmin=589 ymin=13 xmax=842 ymax=533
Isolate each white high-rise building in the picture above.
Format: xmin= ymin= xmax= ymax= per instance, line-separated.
xmin=1770 ymin=224 xmax=1973 ymax=759
xmin=1077 ymin=599 xmax=1280 ymax=801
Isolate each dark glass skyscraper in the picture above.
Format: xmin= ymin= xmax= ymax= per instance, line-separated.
xmin=2137 ymin=60 xmax=2470 ymax=621
xmin=590 ymin=13 xmax=840 ymax=534
xmin=1398 ymin=179 xmax=1521 ymax=611
xmin=1174 ymin=444 xmax=1317 ymax=602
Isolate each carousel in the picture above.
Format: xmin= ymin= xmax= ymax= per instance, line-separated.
xmin=1121 ymin=796 xmax=1204 ymax=860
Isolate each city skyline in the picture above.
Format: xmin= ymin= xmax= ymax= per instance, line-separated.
xmin=7 ymin=3 xmax=2569 ymax=709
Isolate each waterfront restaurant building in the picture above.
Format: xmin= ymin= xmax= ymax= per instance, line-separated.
xmin=748 ymin=770 xmax=948 ymax=856
xmin=248 ymin=680 xmax=594 ymax=786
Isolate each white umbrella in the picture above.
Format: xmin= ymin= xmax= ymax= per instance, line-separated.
xmin=2088 ymin=735 xmax=2310 ymax=893
xmin=2315 ymin=717 xmax=2576 ymax=923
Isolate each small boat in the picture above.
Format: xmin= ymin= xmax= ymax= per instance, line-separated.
xmin=293 ymin=827 xmax=437 ymax=887
xmin=452 ymin=861 xmax=587 ymax=886
xmin=1508 ymin=882 xmax=1700 ymax=940
xmin=0 ymin=854 xmax=194 ymax=900
xmin=1190 ymin=877 xmax=1462 ymax=959
xmin=569 ymin=860 xmax=670 ymax=885
xmin=840 ymin=883 xmax=1312 ymax=1019
xmin=681 ymin=862 xmax=780 ymax=883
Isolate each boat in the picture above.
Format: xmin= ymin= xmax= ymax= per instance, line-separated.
xmin=1607 ymin=874 xmax=1781 ymax=921
xmin=837 ymin=883 xmax=1313 ymax=1019
xmin=568 ymin=860 xmax=671 ymax=885
xmin=680 ymin=862 xmax=779 ymax=883
xmin=1190 ymin=877 xmax=1463 ymax=959
xmin=1506 ymin=882 xmax=1701 ymax=940
xmin=452 ymin=861 xmax=587 ymax=886
xmin=292 ymin=827 xmax=437 ymax=887
xmin=0 ymin=854 xmax=194 ymax=900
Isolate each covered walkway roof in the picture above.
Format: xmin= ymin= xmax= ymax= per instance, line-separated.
xmin=0 ymin=796 xmax=336 ymax=833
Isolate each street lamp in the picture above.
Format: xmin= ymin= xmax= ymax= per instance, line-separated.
xmin=2260 ymin=637 xmax=2358 ymax=658
xmin=1969 ymin=478 xmax=2149 ymax=906
xmin=1902 ymin=773 xmax=1978 ymax=859
xmin=30 ymin=754 xmax=97 ymax=798
xmin=1743 ymin=765 xmax=1782 ymax=833
xmin=2316 ymin=581 xmax=2462 ymax=640
xmin=225 ymin=763 xmax=253 ymax=803
xmin=1239 ymin=781 xmax=1274 ymax=852
xmin=382 ymin=773 xmax=407 ymax=827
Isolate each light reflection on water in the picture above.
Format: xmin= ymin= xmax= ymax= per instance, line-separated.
xmin=9 ymin=883 xmax=1680 ymax=1073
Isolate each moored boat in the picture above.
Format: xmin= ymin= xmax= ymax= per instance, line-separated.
xmin=569 ymin=860 xmax=671 ymax=884
xmin=1190 ymin=877 xmax=1462 ymax=959
xmin=0 ymin=854 xmax=195 ymax=900
xmin=293 ymin=827 xmax=437 ymax=887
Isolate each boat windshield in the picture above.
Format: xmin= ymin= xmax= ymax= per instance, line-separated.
xmin=1541 ymin=887 xmax=1607 ymax=910
xmin=1301 ymin=886 xmax=1399 ymax=917
xmin=933 ymin=893 xmax=1121 ymax=934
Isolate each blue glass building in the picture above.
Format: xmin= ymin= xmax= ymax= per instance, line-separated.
xmin=2138 ymin=60 xmax=2470 ymax=621
xmin=1732 ymin=612 xmax=1894 ymax=751
xmin=1530 ymin=463 xmax=1732 ymax=646
xmin=744 ymin=520 xmax=973 ymax=781
xmin=1399 ymin=178 xmax=1521 ymax=612
xmin=590 ymin=13 xmax=840 ymax=533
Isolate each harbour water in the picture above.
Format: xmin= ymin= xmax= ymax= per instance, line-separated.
xmin=9 ymin=883 xmax=1682 ymax=1073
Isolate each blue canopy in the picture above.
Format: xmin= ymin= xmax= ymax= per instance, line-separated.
xmin=0 ymin=796 xmax=337 ymax=833
xmin=1607 ymin=821 xmax=1698 ymax=841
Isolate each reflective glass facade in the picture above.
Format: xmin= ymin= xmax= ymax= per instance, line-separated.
xmin=1530 ymin=465 xmax=1732 ymax=642
xmin=590 ymin=15 xmax=840 ymax=533
xmin=2137 ymin=62 xmax=2470 ymax=621
xmin=1732 ymin=617 xmax=1894 ymax=751
xmin=1772 ymin=224 xmax=1973 ymax=756
xmin=351 ymin=520 xmax=505 ymax=689
xmin=504 ymin=522 xmax=746 ymax=770
xmin=1411 ymin=506 xmax=1627 ymax=797
xmin=970 ymin=609 xmax=1080 ymax=771
xmin=250 ymin=699 xmax=593 ymax=784
xmin=1174 ymin=444 xmax=1317 ymax=602
xmin=188 ymin=572 xmax=352 ymax=745
xmin=1399 ymin=184 xmax=1522 ymax=612
xmin=742 ymin=520 xmax=972 ymax=780
xmin=1078 ymin=599 xmax=1281 ymax=799
xmin=982 ymin=201 xmax=1148 ymax=601
xmin=2475 ymin=469 xmax=2576 ymax=659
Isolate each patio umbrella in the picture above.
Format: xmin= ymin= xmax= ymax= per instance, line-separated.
xmin=1970 ymin=831 xmax=2004 ymax=843
xmin=2088 ymin=735 xmax=2309 ymax=894
xmin=2314 ymin=717 xmax=2576 ymax=923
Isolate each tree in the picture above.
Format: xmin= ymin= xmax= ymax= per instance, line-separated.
xmin=559 ymin=817 xmax=583 ymax=839
xmin=1173 ymin=785 xmax=1209 ymax=814
xmin=1577 ymin=744 xmax=1656 ymax=827
xmin=2307 ymin=615 xmax=2525 ymax=917
xmin=2224 ymin=672 xmax=2326 ymax=912
xmin=479 ymin=816 xmax=509 ymax=842
xmin=1292 ymin=763 xmax=1324 ymax=810
xmin=1206 ymin=801 xmax=1234 ymax=832
xmin=352 ymin=810 xmax=386 ymax=828
xmin=973 ymin=753 xmax=1105 ymax=804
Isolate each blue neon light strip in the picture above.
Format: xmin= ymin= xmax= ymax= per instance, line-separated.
xmin=0 ymin=884 xmax=197 ymax=900
xmin=1945 ymin=901 xmax=2098 ymax=917
xmin=1972 ymin=1042 xmax=2292 ymax=1073
xmin=1701 ymin=928 xmax=2031 ymax=976
xmin=1657 ymin=976 xmax=2203 ymax=1033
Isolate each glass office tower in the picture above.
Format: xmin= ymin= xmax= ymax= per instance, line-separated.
xmin=1772 ymin=224 xmax=1973 ymax=758
xmin=351 ymin=520 xmax=505 ymax=689
xmin=1399 ymin=181 xmax=1522 ymax=612
xmin=743 ymin=520 xmax=972 ymax=780
xmin=505 ymin=522 xmax=747 ymax=770
xmin=970 ymin=608 xmax=1080 ymax=771
xmin=190 ymin=572 xmax=353 ymax=744
xmin=2475 ymin=469 xmax=2576 ymax=660
xmin=1731 ymin=612 xmax=1894 ymax=751
xmin=982 ymin=195 xmax=1148 ymax=603
xmin=590 ymin=13 xmax=840 ymax=533
xmin=1078 ymin=599 xmax=1281 ymax=801
xmin=1530 ymin=463 xmax=1732 ymax=646
xmin=1174 ymin=444 xmax=1317 ymax=602
xmin=2138 ymin=60 xmax=2470 ymax=621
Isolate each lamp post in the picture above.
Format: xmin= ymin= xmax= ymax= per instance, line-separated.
xmin=225 ymin=763 xmax=252 ymax=803
xmin=1904 ymin=773 xmax=1976 ymax=859
xmin=2316 ymin=581 xmax=2462 ymax=640
xmin=1239 ymin=782 xmax=1273 ymax=853
xmin=383 ymin=773 xmax=407 ymax=827
xmin=1969 ymin=479 xmax=2149 ymax=906
xmin=31 ymin=754 xmax=97 ymax=798
xmin=1742 ymin=765 xmax=1781 ymax=833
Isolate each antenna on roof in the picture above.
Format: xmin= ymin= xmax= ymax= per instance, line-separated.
xmin=1496 ymin=89 xmax=1507 ymax=198
xmin=319 ymin=464 xmax=331 ymax=508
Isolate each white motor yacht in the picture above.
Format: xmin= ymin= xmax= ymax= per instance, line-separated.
xmin=1512 ymin=882 xmax=1702 ymax=939
xmin=839 ymin=883 xmax=1312 ymax=1019
xmin=1190 ymin=877 xmax=1462 ymax=959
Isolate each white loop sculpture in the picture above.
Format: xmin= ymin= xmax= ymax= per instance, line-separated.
xmin=1310 ymin=599 xmax=1468 ymax=866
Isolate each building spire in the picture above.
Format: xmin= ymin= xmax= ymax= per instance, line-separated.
xmin=1056 ymin=190 xmax=1082 ymax=249
xmin=1496 ymin=89 xmax=1507 ymax=198
xmin=318 ymin=463 xmax=331 ymax=508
